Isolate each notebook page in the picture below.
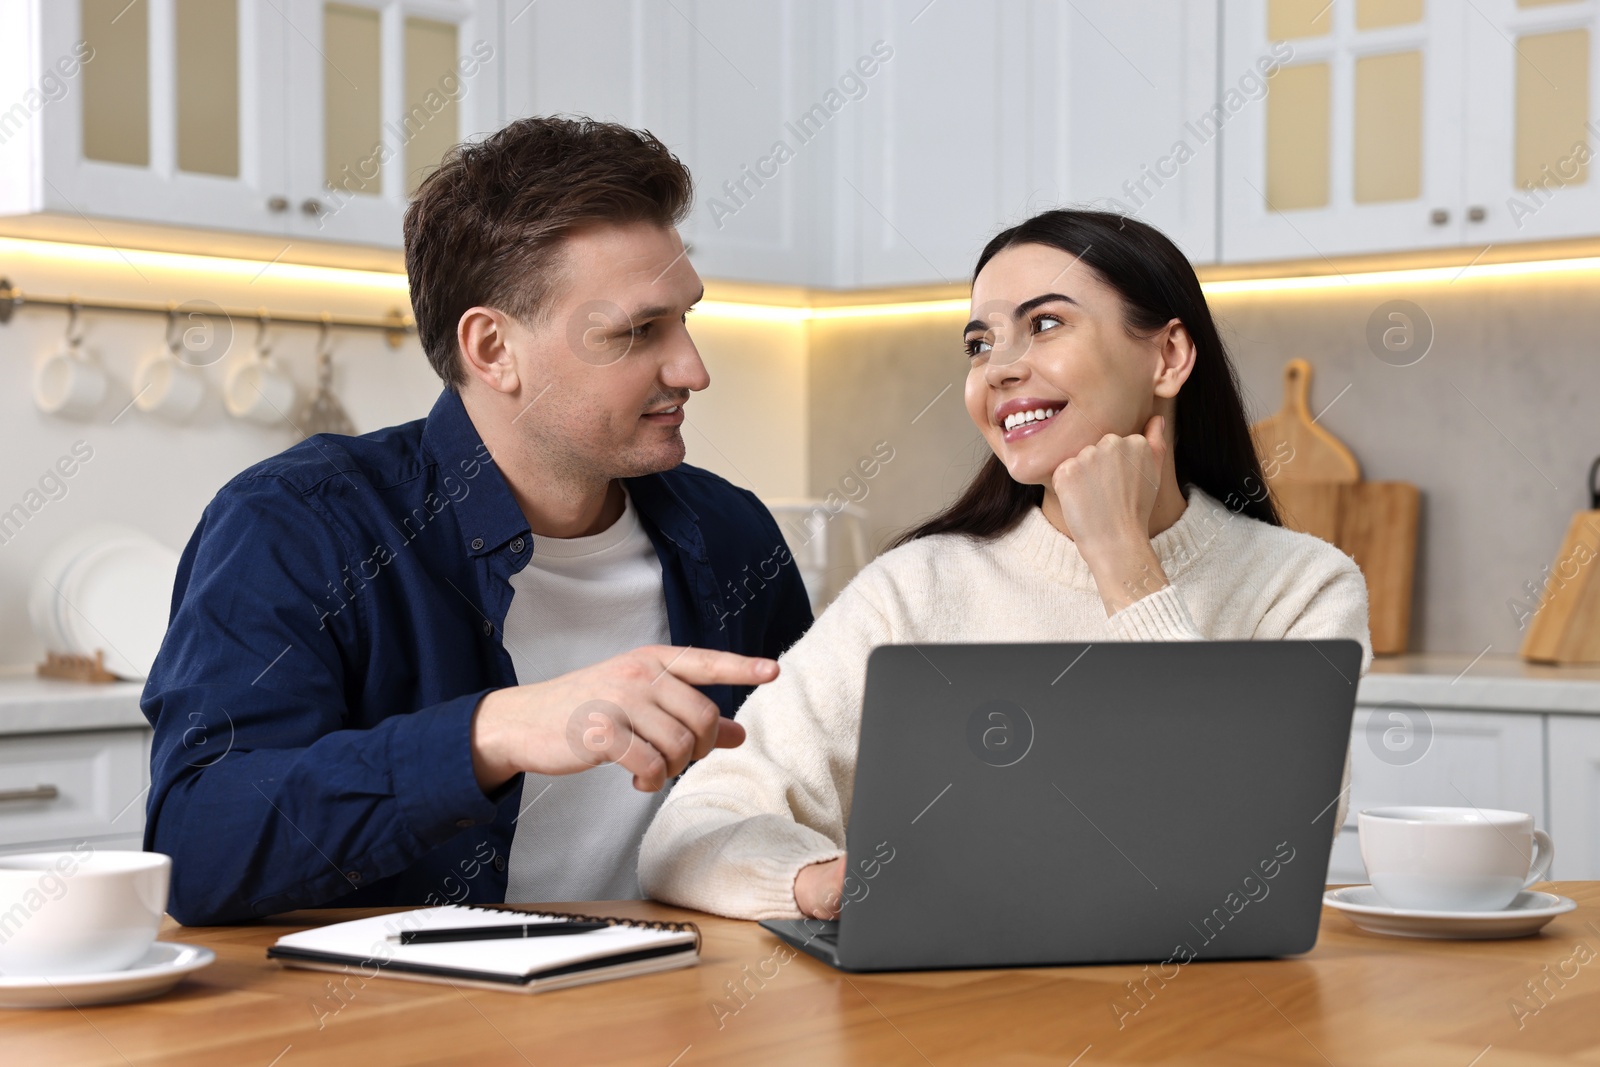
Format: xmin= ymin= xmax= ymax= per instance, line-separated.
xmin=271 ymin=905 xmax=695 ymax=978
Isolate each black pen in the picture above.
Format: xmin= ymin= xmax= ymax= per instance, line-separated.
xmin=395 ymin=921 xmax=611 ymax=944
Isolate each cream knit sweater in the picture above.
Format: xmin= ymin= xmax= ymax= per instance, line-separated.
xmin=639 ymin=483 xmax=1372 ymax=919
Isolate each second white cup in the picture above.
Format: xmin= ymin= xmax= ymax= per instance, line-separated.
xmin=133 ymin=351 xmax=207 ymax=422
xmin=33 ymin=346 xmax=108 ymax=419
xmin=224 ymin=352 xmax=297 ymax=426
xmin=1359 ymin=806 xmax=1554 ymax=912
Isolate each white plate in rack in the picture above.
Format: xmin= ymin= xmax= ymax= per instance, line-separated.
xmin=28 ymin=523 xmax=179 ymax=679
xmin=1324 ymin=886 xmax=1576 ymax=939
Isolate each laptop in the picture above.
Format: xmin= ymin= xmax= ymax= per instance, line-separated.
xmin=761 ymin=639 xmax=1362 ymax=972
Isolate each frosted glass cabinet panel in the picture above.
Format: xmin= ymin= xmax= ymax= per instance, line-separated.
xmin=80 ymin=0 xmax=151 ymax=168
xmin=174 ymin=0 xmax=240 ymax=178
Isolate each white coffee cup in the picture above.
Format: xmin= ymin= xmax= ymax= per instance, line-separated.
xmin=133 ymin=350 xmax=206 ymax=421
xmin=0 ymin=849 xmax=170 ymax=976
xmin=1359 ymin=806 xmax=1554 ymax=912
xmin=223 ymin=351 xmax=297 ymax=426
xmin=33 ymin=345 xmax=108 ymax=419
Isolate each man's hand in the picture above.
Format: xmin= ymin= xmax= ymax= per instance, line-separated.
xmin=470 ymin=645 xmax=777 ymax=792
xmin=794 ymin=856 xmax=846 ymax=919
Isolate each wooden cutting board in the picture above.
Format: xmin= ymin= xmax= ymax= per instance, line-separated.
xmin=1268 ymin=481 xmax=1421 ymax=656
xmin=1521 ymin=460 xmax=1600 ymax=664
xmin=1249 ymin=358 xmax=1361 ymax=483
xmin=1250 ymin=358 xmax=1419 ymax=655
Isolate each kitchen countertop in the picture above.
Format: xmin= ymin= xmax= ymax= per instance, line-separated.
xmin=0 ymin=673 xmax=146 ymax=735
xmin=1359 ymin=652 xmax=1600 ymax=713
xmin=0 ymin=653 xmax=1597 ymax=737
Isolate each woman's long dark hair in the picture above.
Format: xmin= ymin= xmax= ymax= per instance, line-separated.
xmin=891 ymin=209 xmax=1278 ymax=549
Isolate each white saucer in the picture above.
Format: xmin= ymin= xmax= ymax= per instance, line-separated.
xmin=0 ymin=942 xmax=215 ymax=1009
xmin=1324 ymin=886 xmax=1577 ymax=940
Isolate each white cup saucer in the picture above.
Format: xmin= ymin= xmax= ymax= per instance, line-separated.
xmin=0 ymin=941 xmax=215 ymax=1009
xmin=1324 ymin=885 xmax=1576 ymax=940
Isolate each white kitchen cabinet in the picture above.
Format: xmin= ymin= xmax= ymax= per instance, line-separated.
xmin=0 ymin=729 xmax=150 ymax=854
xmin=1220 ymin=0 xmax=1467 ymax=262
xmin=1548 ymin=715 xmax=1600 ymax=880
xmin=1463 ymin=0 xmax=1600 ymax=245
xmin=503 ymin=0 xmax=838 ymax=286
xmin=1326 ymin=706 xmax=1547 ymax=884
xmin=504 ymin=0 xmax=1220 ymax=286
xmin=844 ymin=0 xmax=1220 ymax=288
xmin=0 ymin=0 xmax=504 ymax=248
xmin=1 ymin=0 xmax=290 ymax=235
xmin=1222 ymin=0 xmax=1600 ymax=262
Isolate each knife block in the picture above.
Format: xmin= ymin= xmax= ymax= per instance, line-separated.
xmin=1521 ymin=510 xmax=1600 ymax=665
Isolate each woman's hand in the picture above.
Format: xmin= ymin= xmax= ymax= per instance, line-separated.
xmin=1052 ymin=414 xmax=1171 ymax=616
xmin=794 ymin=857 xmax=846 ymax=919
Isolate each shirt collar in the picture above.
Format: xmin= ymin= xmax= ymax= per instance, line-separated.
xmin=420 ymin=388 xmax=530 ymax=558
xmin=420 ymin=387 xmax=708 ymax=563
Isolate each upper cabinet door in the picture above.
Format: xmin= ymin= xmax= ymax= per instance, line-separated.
xmin=845 ymin=0 xmax=1050 ymax=288
xmin=282 ymin=0 xmax=503 ymax=247
xmin=34 ymin=0 xmax=289 ymax=234
xmin=1034 ymin=0 xmax=1221 ymax=266
xmin=1463 ymin=0 xmax=1600 ymax=244
xmin=1220 ymin=0 xmax=1466 ymax=262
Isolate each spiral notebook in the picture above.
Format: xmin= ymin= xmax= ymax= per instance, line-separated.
xmin=267 ymin=904 xmax=701 ymax=994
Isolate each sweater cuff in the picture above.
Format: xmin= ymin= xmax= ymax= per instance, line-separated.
xmin=390 ymin=688 xmax=503 ymax=846
xmin=748 ymin=845 xmax=849 ymax=919
xmin=1106 ymin=583 xmax=1204 ymax=640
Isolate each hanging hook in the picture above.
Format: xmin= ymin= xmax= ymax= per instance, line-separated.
xmin=64 ymin=300 xmax=85 ymax=348
xmin=164 ymin=305 xmax=184 ymax=356
xmin=254 ymin=309 xmax=273 ymax=361
xmin=316 ymin=313 xmax=333 ymax=359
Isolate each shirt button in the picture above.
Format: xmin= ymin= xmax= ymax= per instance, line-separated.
xmin=493 ymin=856 xmax=506 ymax=872
xmin=510 ymin=536 xmax=525 ymax=553
xmin=455 ymin=819 xmax=474 ymax=829
xmin=345 ymin=870 xmax=362 ymax=884
xmin=481 ymin=619 xmax=494 ymax=636
xmin=470 ymin=537 xmax=485 ymax=551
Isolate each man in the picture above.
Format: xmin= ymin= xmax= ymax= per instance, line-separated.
xmin=141 ymin=117 xmax=813 ymax=925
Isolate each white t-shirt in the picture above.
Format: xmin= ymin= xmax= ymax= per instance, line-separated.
xmin=502 ymin=487 xmax=673 ymax=902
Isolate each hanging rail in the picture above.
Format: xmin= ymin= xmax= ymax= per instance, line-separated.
xmin=0 ymin=276 xmax=413 ymax=348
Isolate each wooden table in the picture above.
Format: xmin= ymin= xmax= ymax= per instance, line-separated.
xmin=5 ymin=884 xmax=1600 ymax=1066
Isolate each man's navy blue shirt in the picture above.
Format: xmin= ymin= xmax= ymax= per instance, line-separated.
xmin=141 ymin=388 xmax=813 ymax=925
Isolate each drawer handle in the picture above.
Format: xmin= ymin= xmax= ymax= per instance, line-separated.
xmin=0 ymin=785 xmax=60 ymax=803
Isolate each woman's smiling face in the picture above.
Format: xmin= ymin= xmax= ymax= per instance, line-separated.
xmin=963 ymin=242 xmax=1184 ymax=487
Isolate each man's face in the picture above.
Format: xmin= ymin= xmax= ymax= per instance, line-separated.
xmin=497 ymin=222 xmax=708 ymax=481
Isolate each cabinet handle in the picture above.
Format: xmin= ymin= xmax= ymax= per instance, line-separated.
xmin=1467 ymin=205 xmax=1487 ymax=222
xmin=267 ymin=196 xmax=289 ymax=213
xmin=301 ymin=198 xmax=324 ymax=217
xmin=0 ymin=785 xmax=60 ymax=803
xmin=1430 ymin=208 xmax=1450 ymax=225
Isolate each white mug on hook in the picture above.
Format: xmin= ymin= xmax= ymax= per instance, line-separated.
xmin=33 ymin=344 xmax=107 ymax=419
xmin=132 ymin=349 xmax=206 ymax=422
xmin=224 ymin=320 xmax=297 ymax=426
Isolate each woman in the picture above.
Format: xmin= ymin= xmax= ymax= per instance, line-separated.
xmin=639 ymin=209 xmax=1370 ymax=920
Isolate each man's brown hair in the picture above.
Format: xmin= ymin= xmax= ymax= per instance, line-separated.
xmin=404 ymin=116 xmax=695 ymax=388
